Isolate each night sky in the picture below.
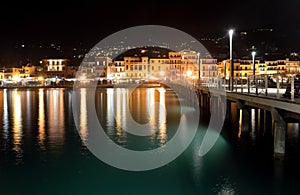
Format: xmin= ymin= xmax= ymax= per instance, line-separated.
xmin=1 ymin=0 xmax=300 ymax=62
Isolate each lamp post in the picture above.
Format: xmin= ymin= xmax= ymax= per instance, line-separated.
xmin=223 ymin=60 xmax=227 ymax=88
xmin=252 ymin=51 xmax=257 ymax=94
xmin=252 ymin=51 xmax=256 ymax=77
xmin=229 ymin=29 xmax=234 ymax=91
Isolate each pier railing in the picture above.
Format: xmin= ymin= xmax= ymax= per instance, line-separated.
xmin=195 ymin=75 xmax=299 ymax=101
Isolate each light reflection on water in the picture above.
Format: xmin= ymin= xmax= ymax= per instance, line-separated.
xmin=12 ymin=90 xmax=23 ymax=164
xmin=0 ymin=88 xmax=300 ymax=194
xmin=2 ymin=89 xmax=9 ymax=144
xmin=93 ymin=87 xmax=170 ymax=150
xmin=47 ymin=89 xmax=65 ymax=150
xmin=79 ymin=88 xmax=88 ymax=142
xmin=38 ymin=89 xmax=45 ymax=150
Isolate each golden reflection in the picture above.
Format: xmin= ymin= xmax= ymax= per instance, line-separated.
xmin=80 ymin=88 xmax=88 ymax=142
xmin=12 ymin=90 xmax=23 ymax=163
xmin=103 ymin=87 xmax=169 ymax=146
xmin=157 ymin=88 xmax=167 ymax=145
xmin=107 ymin=88 xmax=114 ymax=136
xmin=147 ymin=88 xmax=156 ymax=133
xmin=122 ymin=88 xmax=126 ymax=133
xmin=47 ymin=89 xmax=65 ymax=147
xmin=257 ymin=109 xmax=261 ymax=132
xmin=115 ymin=88 xmax=122 ymax=136
xmin=3 ymin=89 xmax=9 ymax=140
xmin=238 ymin=109 xmax=242 ymax=139
xmin=38 ymin=89 xmax=45 ymax=150
xmin=251 ymin=109 xmax=255 ymax=132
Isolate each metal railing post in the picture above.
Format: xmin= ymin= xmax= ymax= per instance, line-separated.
xmin=291 ymin=76 xmax=294 ymax=101
xmin=276 ymin=75 xmax=280 ymax=99
xmin=235 ymin=78 xmax=238 ymax=92
xmin=265 ymin=76 xmax=268 ymax=96
xmin=255 ymin=76 xmax=258 ymax=95
xmin=241 ymin=78 xmax=243 ymax=93
xmin=247 ymin=77 xmax=250 ymax=94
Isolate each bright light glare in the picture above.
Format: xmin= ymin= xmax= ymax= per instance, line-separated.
xmin=229 ymin=29 xmax=234 ymax=36
xmin=186 ymin=70 xmax=192 ymax=77
xmin=12 ymin=75 xmax=21 ymax=82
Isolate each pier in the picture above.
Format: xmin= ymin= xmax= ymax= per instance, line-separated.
xmin=194 ymin=78 xmax=300 ymax=159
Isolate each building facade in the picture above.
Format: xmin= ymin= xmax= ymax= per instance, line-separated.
xmin=42 ymin=59 xmax=68 ymax=78
xmin=217 ymin=58 xmax=300 ymax=79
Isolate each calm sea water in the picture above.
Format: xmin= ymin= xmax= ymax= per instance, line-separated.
xmin=0 ymin=88 xmax=300 ymax=194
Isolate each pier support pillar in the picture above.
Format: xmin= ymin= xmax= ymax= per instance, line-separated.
xmin=271 ymin=108 xmax=286 ymax=159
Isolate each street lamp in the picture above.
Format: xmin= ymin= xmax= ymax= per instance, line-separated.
xmin=252 ymin=51 xmax=256 ymax=76
xmin=252 ymin=51 xmax=257 ymax=94
xmin=229 ymin=29 xmax=234 ymax=91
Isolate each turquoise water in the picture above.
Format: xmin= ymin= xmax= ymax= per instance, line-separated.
xmin=0 ymin=88 xmax=299 ymax=194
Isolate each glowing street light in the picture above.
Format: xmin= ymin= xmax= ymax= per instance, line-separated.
xmin=229 ymin=29 xmax=234 ymax=91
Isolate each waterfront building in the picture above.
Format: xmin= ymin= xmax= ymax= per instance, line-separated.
xmin=95 ymin=56 xmax=112 ymax=77
xmin=218 ymin=59 xmax=241 ymax=79
xmin=217 ymin=58 xmax=300 ymax=79
xmin=20 ymin=64 xmax=36 ymax=78
xmin=106 ymin=61 xmax=125 ymax=80
xmin=265 ymin=60 xmax=285 ymax=76
xmin=180 ymin=49 xmax=201 ymax=80
xmin=42 ymin=59 xmax=68 ymax=78
xmin=66 ymin=66 xmax=78 ymax=78
xmin=285 ymin=58 xmax=300 ymax=76
xmin=199 ymin=58 xmax=218 ymax=81
xmin=109 ymin=47 xmax=210 ymax=81
xmin=120 ymin=48 xmax=171 ymax=80
xmin=1 ymin=68 xmax=22 ymax=80
xmin=79 ymin=61 xmax=96 ymax=78
xmin=167 ymin=51 xmax=182 ymax=80
xmin=239 ymin=60 xmax=260 ymax=78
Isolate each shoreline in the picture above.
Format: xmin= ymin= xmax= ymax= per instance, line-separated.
xmin=0 ymin=83 xmax=165 ymax=90
xmin=0 ymin=84 xmax=114 ymax=90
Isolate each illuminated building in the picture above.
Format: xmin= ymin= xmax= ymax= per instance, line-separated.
xmin=180 ymin=50 xmax=201 ymax=80
xmin=285 ymin=58 xmax=300 ymax=76
xmin=200 ymin=58 xmax=218 ymax=81
xmin=2 ymin=68 xmax=21 ymax=80
xmin=42 ymin=59 xmax=68 ymax=78
xmin=106 ymin=60 xmax=125 ymax=80
xmin=95 ymin=56 xmax=112 ymax=77
xmin=111 ymin=47 xmax=204 ymax=81
xmin=218 ymin=58 xmax=300 ymax=78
